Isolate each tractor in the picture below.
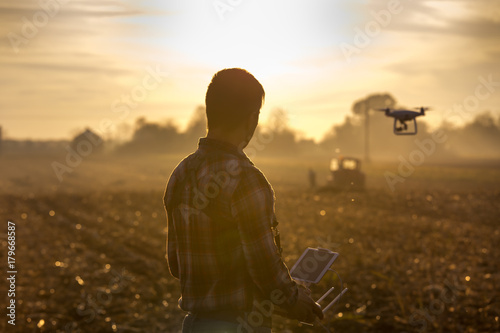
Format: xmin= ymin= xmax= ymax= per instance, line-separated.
xmin=326 ymin=157 xmax=365 ymax=191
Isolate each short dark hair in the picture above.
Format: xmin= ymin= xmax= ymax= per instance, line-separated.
xmin=205 ymin=68 xmax=265 ymax=130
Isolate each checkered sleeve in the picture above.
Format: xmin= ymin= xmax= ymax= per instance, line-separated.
xmin=166 ymin=209 xmax=179 ymax=279
xmin=231 ymin=165 xmax=298 ymax=308
xmin=164 ymin=172 xmax=180 ymax=280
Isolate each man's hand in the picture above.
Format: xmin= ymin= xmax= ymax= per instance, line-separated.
xmin=277 ymin=285 xmax=324 ymax=324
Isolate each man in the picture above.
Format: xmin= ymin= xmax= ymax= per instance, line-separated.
xmin=164 ymin=68 xmax=323 ymax=332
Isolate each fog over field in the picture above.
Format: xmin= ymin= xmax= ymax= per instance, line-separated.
xmin=3 ymin=91 xmax=500 ymax=166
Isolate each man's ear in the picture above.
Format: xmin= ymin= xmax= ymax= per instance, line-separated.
xmin=249 ymin=110 xmax=260 ymax=126
xmin=242 ymin=111 xmax=259 ymax=143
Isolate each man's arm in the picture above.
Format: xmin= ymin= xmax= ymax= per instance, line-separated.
xmin=164 ymin=180 xmax=180 ymax=279
xmin=232 ymin=166 xmax=324 ymax=324
xmin=166 ymin=209 xmax=180 ymax=279
xmin=231 ymin=167 xmax=298 ymax=308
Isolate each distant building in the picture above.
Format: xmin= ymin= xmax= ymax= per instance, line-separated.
xmin=70 ymin=128 xmax=103 ymax=154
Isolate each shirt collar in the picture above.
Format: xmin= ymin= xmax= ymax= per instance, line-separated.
xmin=198 ymin=137 xmax=248 ymax=159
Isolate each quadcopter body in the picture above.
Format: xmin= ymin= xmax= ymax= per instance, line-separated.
xmin=376 ymin=107 xmax=430 ymax=135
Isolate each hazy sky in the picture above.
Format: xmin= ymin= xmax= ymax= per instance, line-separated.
xmin=1 ymin=0 xmax=499 ymax=141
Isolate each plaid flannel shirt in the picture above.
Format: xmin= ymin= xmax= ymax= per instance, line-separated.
xmin=164 ymin=137 xmax=298 ymax=314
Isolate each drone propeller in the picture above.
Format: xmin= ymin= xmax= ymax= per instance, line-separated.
xmin=376 ymin=108 xmax=391 ymax=112
xmin=413 ymin=106 xmax=431 ymax=111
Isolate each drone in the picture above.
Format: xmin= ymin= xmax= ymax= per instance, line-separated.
xmin=376 ymin=106 xmax=431 ymax=135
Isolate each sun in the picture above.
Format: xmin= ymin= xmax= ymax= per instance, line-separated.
xmin=159 ymin=0 xmax=347 ymax=81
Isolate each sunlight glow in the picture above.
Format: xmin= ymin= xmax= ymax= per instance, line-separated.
xmin=1 ymin=0 xmax=499 ymax=140
xmin=159 ymin=0 xmax=348 ymax=81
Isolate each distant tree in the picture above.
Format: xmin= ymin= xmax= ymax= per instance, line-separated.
xmin=351 ymin=93 xmax=397 ymax=116
xmin=116 ymin=107 xmax=208 ymax=154
xmin=250 ymin=108 xmax=298 ymax=156
xmin=267 ymin=108 xmax=289 ymax=133
xmin=184 ymin=106 xmax=207 ymax=143
xmin=320 ymin=115 xmax=364 ymax=157
xmin=115 ymin=117 xmax=181 ymax=154
xmin=447 ymin=112 xmax=500 ymax=158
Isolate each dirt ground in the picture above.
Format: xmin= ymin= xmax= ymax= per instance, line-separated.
xmin=0 ymin=153 xmax=499 ymax=332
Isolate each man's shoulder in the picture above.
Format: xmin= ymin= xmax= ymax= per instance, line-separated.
xmin=234 ymin=160 xmax=274 ymax=198
xmin=169 ymin=153 xmax=195 ymax=181
xmin=210 ymin=152 xmax=269 ymax=186
xmin=239 ymin=161 xmax=267 ymax=181
xmin=164 ymin=153 xmax=196 ymax=201
xmin=165 ymin=150 xmax=271 ymax=196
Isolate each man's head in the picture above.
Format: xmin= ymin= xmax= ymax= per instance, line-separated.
xmin=205 ymin=68 xmax=265 ymax=146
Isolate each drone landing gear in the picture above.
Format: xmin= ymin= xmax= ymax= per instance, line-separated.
xmin=393 ymin=118 xmax=417 ymax=135
xmin=396 ymin=122 xmax=408 ymax=132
